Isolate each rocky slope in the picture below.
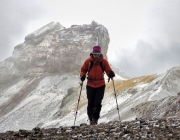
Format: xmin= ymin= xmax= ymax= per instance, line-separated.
xmin=0 ymin=117 xmax=180 ymax=139
xmin=134 ymin=94 xmax=180 ymax=119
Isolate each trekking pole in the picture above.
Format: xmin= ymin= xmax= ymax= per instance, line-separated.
xmin=74 ymin=81 xmax=83 ymax=126
xmin=111 ymin=78 xmax=121 ymax=121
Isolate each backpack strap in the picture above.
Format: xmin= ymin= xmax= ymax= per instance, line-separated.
xmin=88 ymin=60 xmax=105 ymax=74
xmin=88 ymin=61 xmax=94 ymax=72
xmin=100 ymin=61 xmax=105 ymax=74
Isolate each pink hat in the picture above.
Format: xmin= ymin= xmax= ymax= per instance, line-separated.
xmin=93 ymin=46 xmax=101 ymax=53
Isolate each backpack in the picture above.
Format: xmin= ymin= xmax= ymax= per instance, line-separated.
xmin=88 ymin=60 xmax=105 ymax=74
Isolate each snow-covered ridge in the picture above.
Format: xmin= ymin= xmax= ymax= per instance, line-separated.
xmin=25 ymin=22 xmax=64 ymax=41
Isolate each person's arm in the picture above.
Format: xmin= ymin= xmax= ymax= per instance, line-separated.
xmin=103 ymin=59 xmax=115 ymax=78
xmin=80 ymin=59 xmax=89 ymax=81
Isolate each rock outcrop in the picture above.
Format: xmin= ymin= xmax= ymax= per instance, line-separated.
xmin=12 ymin=21 xmax=109 ymax=75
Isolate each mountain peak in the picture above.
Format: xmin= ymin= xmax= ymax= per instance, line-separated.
xmin=10 ymin=21 xmax=111 ymax=76
xmin=25 ymin=22 xmax=64 ymax=41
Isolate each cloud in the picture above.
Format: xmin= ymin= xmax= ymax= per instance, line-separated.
xmin=111 ymin=39 xmax=180 ymax=78
xmin=109 ymin=0 xmax=180 ymax=77
xmin=0 ymin=0 xmax=47 ymax=61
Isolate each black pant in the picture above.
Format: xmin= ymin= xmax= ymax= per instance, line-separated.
xmin=86 ymin=85 xmax=105 ymax=121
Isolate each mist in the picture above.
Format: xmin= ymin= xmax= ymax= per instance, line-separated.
xmin=0 ymin=0 xmax=47 ymax=60
xmin=109 ymin=0 xmax=180 ymax=77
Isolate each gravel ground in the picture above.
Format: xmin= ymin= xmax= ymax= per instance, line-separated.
xmin=0 ymin=117 xmax=180 ymax=140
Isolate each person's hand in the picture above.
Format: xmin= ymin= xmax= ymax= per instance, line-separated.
xmin=80 ymin=75 xmax=86 ymax=81
xmin=109 ymin=71 xmax=115 ymax=78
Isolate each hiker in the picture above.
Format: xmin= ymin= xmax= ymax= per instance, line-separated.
xmin=80 ymin=46 xmax=115 ymax=125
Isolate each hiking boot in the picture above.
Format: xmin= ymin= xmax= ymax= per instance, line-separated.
xmin=90 ymin=118 xmax=98 ymax=125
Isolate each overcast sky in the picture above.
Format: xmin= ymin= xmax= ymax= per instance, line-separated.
xmin=0 ymin=0 xmax=180 ymax=78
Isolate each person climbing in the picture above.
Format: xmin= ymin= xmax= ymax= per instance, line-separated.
xmin=80 ymin=46 xmax=115 ymax=125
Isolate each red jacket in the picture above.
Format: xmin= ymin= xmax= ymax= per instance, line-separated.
xmin=80 ymin=54 xmax=112 ymax=88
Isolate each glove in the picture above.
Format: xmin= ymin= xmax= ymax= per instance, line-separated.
xmin=80 ymin=75 xmax=86 ymax=81
xmin=109 ymin=71 xmax=115 ymax=78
